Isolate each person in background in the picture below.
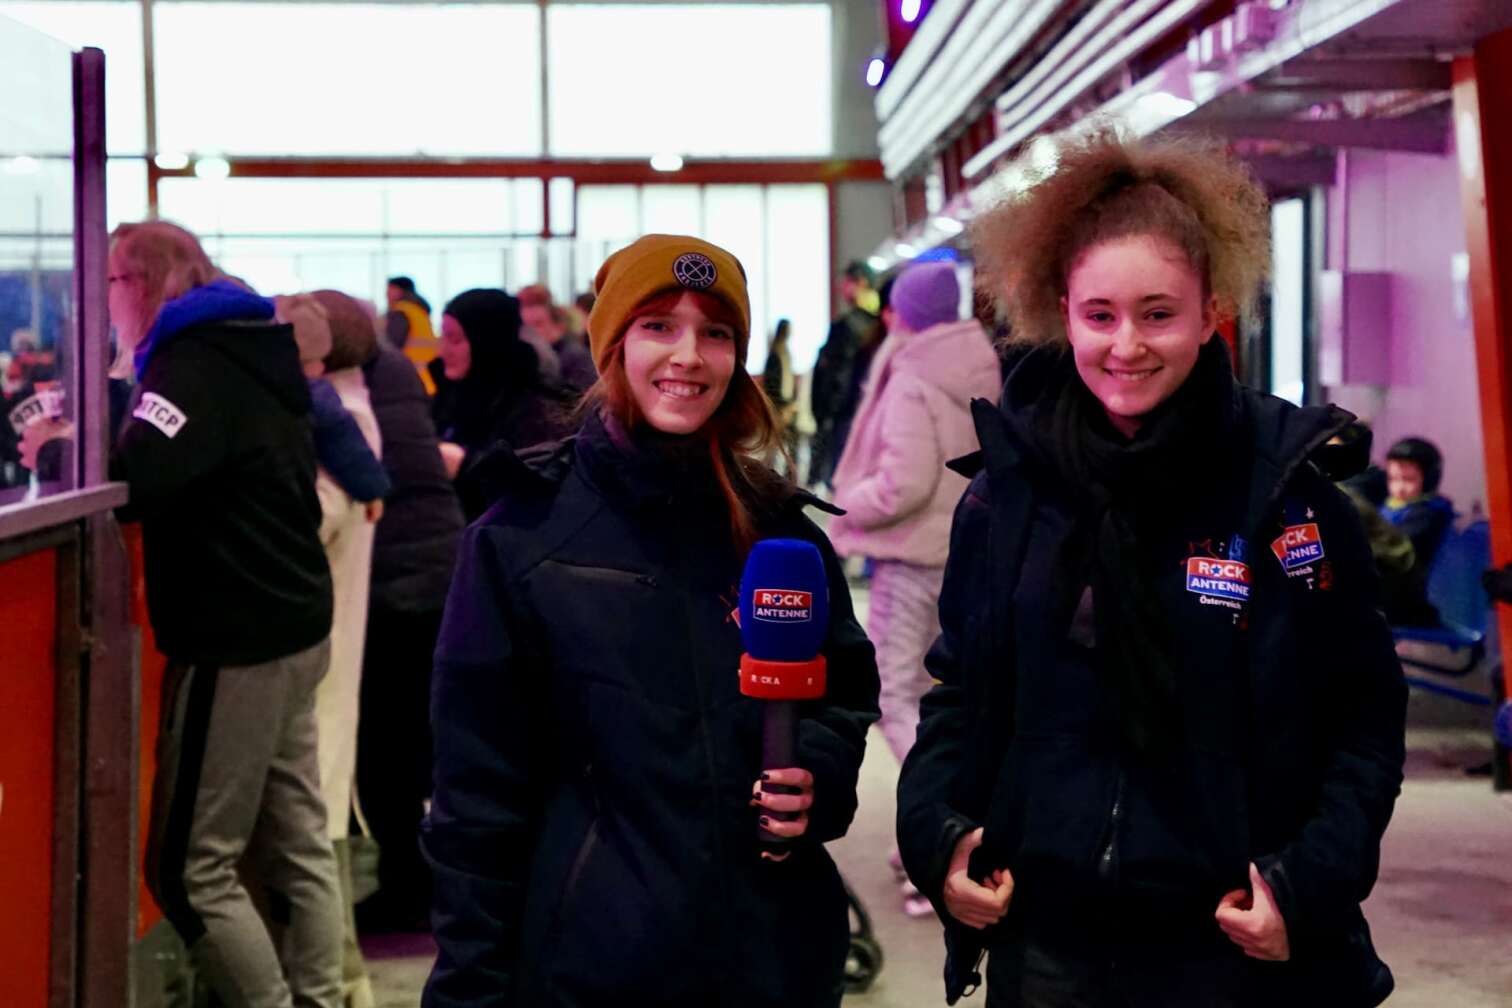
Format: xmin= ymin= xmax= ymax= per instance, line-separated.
xmin=519 ymin=283 xmax=598 ymax=392
xmin=898 ymin=130 xmax=1405 ymax=1007
xmin=830 ymin=280 xmax=890 ymax=480
xmin=385 ymin=276 xmax=439 ymax=395
xmin=1328 ymin=427 xmax=1434 ymax=627
xmin=571 ymin=291 xmax=596 ymax=336
xmin=291 ymin=290 xmax=385 ymax=1008
xmin=762 ymin=318 xmax=799 ymax=477
xmin=1382 ymin=436 xmax=1455 ymax=594
xmin=428 ymin=288 xmax=574 ymax=518
xmin=827 ymin=260 xmax=999 ymax=917
xmin=107 ymin=221 xmax=343 ymax=1007
xmin=421 ymin=234 xmax=879 ymax=1008
xmin=352 ymin=316 xmax=466 ymax=935
xmin=276 ymin=294 xmax=391 ymax=515
xmin=808 ymin=261 xmax=877 ymax=489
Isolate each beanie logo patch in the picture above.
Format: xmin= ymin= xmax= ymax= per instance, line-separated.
xmin=672 ymin=252 xmax=718 ymax=290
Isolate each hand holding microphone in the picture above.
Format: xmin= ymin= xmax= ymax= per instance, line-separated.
xmin=737 ymin=538 xmax=829 ymax=859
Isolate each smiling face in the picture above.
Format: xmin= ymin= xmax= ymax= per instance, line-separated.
xmin=1386 ymin=459 xmax=1425 ymax=503
xmin=621 ymin=292 xmax=739 ymax=435
xmin=1062 ymin=234 xmax=1215 ymax=438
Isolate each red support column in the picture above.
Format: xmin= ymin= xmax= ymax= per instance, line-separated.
xmin=1453 ymin=29 xmax=1512 ymax=727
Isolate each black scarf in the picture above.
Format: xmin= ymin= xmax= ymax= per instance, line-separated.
xmin=1038 ymin=340 xmax=1239 ymax=757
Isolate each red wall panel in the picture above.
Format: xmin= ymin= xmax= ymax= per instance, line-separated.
xmin=0 ymin=549 xmax=58 ymax=1007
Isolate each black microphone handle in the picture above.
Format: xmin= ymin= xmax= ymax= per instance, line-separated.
xmin=758 ymin=699 xmax=799 ymax=846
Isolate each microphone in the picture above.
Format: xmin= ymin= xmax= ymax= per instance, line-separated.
xmin=738 ymin=538 xmax=829 ymax=847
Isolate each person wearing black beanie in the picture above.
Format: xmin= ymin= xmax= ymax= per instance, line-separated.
xmin=429 ymin=288 xmax=574 ymax=517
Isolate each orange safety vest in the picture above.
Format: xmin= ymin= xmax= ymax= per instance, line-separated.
xmin=395 ymin=300 xmax=439 ymax=395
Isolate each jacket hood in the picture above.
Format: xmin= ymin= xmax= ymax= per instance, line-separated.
xmin=135 ymin=280 xmax=276 ymax=378
xmin=889 ymin=318 xmax=999 ymax=403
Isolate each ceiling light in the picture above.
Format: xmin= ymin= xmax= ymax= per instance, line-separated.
xmin=4 ymin=155 xmax=39 ymax=176
xmin=650 ymin=153 xmax=684 ymax=172
xmin=931 ymin=216 xmax=964 ymax=236
xmin=866 ymin=56 xmax=887 ymax=88
xmin=901 ymin=0 xmax=924 ymax=24
xmin=867 ymin=255 xmax=889 ymax=272
xmin=194 ymin=156 xmax=231 ymax=180
xmin=154 ymin=151 xmax=190 ymax=171
xmin=893 ymin=242 xmax=918 ymax=259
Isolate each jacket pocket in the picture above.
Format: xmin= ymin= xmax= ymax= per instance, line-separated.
xmin=541 ymin=559 xmax=658 ymax=589
xmin=529 ymin=560 xmax=698 ymax=709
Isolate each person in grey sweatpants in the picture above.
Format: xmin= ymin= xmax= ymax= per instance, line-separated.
xmin=97 ymin=221 xmax=344 ymax=1007
xmin=147 ymin=642 xmax=343 ymax=1008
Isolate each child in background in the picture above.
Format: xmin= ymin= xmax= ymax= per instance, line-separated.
xmin=1383 ymin=436 xmax=1455 ymax=590
xmin=276 ymin=295 xmax=391 ymax=517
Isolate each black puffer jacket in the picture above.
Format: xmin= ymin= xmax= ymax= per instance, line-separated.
xmin=897 ymin=345 xmax=1406 ymax=1007
xmin=363 ymin=343 xmax=464 ymax=612
xmin=421 ymin=412 xmax=880 ymax=1008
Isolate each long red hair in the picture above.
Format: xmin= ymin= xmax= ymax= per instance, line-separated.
xmin=581 ymin=289 xmax=790 ymax=554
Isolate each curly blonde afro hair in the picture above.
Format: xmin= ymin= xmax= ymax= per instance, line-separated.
xmin=971 ymin=126 xmax=1271 ymax=345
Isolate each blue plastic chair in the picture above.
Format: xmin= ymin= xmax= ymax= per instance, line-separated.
xmin=1393 ymin=519 xmax=1491 ymax=704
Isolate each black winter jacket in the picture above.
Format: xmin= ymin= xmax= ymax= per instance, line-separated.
xmin=421 ymin=413 xmax=880 ymax=1008
xmin=897 ymin=349 xmax=1406 ymax=1007
xmin=112 ymin=318 xmax=333 ymax=666
xmin=363 ymin=344 xmax=464 ymax=613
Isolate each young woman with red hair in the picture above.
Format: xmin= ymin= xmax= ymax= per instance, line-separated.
xmin=422 ymin=235 xmax=880 ymax=1007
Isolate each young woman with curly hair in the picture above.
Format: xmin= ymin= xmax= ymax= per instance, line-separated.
xmin=897 ymin=129 xmax=1406 ymax=1007
xmin=422 ymin=235 xmax=880 ymax=1007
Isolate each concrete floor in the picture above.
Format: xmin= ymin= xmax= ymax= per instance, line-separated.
xmin=369 ymin=738 xmax=1512 ymax=1008
xmin=368 ymin=582 xmax=1512 ymax=1006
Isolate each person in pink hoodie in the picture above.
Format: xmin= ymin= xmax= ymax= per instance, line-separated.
xmin=829 ymin=259 xmax=1001 ymax=906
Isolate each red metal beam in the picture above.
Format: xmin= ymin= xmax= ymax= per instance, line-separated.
xmin=149 ymin=157 xmax=885 ymax=186
xmin=1452 ymin=28 xmax=1512 ymax=734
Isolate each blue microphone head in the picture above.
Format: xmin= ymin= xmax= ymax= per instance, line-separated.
xmin=738 ymin=538 xmax=830 ymax=662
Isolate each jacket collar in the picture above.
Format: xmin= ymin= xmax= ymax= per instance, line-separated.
xmin=574 ymin=409 xmax=843 ymax=519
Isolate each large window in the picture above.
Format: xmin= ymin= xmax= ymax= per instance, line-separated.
xmin=153 ymin=3 xmax=542 ymax=156
xmin=0 ymin=14 xmax=78 ymax=501
xmin=547 ymin=4 xmax=832 ymax=157
xmin=0 ymin=1 xmax=146 ymax=154
xmin=2 ymin=1 xmax=840 ymax=362
xmin=158 ymin=177 xmax=554 ymax=305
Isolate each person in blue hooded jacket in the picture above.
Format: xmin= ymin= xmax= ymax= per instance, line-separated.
xmin=897 ymin=131 xmax=1406 ymax=1008
xmin=1381 ymin=436 xmax=1456 ymax=625
xmin=107 ymin=221 xmax=344 ymax=1007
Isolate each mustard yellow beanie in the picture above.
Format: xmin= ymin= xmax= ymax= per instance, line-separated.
xmin=587 ymin=234 xmax=751 ymax=370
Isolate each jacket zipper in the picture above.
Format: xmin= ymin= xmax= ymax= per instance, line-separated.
xmin=1098 ymin=770 xmax=1125 ymax=882
xmin=552 ymin=561 xmax=658 ymax=588
xmin=690 ymin=560 xmax=734 ymax=985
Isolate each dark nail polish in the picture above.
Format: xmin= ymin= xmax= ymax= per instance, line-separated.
xmin=760 ymin=815 xmax=771 ymax=826
xmin=760 ymin=772 xmax=770 ymax=781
